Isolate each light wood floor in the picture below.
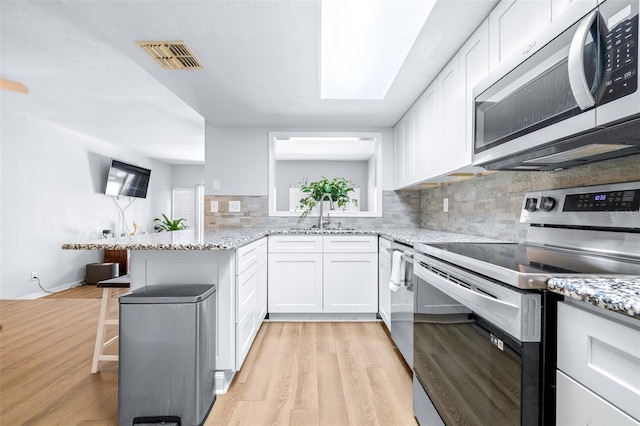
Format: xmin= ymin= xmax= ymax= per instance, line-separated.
xmin=1 ymin=286 xmax=416 ymax=425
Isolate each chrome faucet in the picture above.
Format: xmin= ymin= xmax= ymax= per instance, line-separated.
xmin=318 ymin=193 xmax=335 ymax=229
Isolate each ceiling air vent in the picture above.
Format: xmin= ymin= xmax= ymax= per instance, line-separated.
xmin=136 ymin=41 xmax=204 ymax=69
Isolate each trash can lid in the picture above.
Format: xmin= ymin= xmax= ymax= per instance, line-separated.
xmin=119 ymin=284 xmax=216 ymax=304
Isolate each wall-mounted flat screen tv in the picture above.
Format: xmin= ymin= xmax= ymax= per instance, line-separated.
xmin=104 ymin=159 xmax=151 ymax=199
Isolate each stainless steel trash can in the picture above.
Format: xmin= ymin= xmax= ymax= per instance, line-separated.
xmin=118 ymin=284 xmax=216 ymax=426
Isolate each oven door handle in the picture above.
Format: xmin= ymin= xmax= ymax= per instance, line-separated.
xmin=416 ymin=266 xmax=519 ymax=315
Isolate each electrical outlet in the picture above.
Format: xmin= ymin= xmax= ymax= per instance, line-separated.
xmin=229 ymin=200 xmax=241 ymax=213
xmin=210 ymin=200 xmax=219 ymax=213
xmin=31 ymin=271 xmax=38 ymax=281
xmin=443 ymin=198 xmax=449 ymax=213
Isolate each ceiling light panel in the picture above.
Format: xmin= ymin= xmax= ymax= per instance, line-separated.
xmin=321 ymin=0 xmax=436 ymax=100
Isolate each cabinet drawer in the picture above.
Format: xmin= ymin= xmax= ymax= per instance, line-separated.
xmin=556 ymin=371 xmax=640 ymax=426
xmin=557 ymin=302 xmax=640 ymax=421
xmin=323 ymin=235 xmax=377 ymax=253
xmin=268 ymin=235 xmax=322 ymax=253
xmin=236 ymin=263 xmax=258 ymax=324
xmin=236 ymin=311 xmax=257 ymax=370
xmin=236 ymin=238 xmax=264 ymax=274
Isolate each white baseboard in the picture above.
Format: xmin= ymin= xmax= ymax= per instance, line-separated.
xmin=19 ymin=280 xmax=85 ymax=300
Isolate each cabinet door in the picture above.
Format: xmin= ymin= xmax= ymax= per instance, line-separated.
xmin=438 ymin=54 xmax=462 ymax=174
xmin=489 ymin=0 xmax=552 ymax=70
xmin=403 ymin=113 xmax=414 ymax=186
xmin=323 ymin=253 xmax=378 ymax=313
xmin=411 ymin=83 xmax=439 ymax=182
xmin=394 ymin=119 xmax=405 ymax=189
xmin=268 ymin=253 xmax=323 ymax=313
xmin=378 ymin=254 xmax=391 ymax=330
xmin=459 ymin=20 xmax=490 ymax=169
xmin=236 ymin=263 xmax=258 ymax=324
xmin=257 ymin=252 xmax=268 ymax=322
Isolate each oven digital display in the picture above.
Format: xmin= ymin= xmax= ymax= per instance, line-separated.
xmin=563 ymin=189 xmax=640 ymax=211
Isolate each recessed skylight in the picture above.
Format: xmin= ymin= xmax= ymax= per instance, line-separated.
xmin=320 ymin=0 xmax=436 ymax=100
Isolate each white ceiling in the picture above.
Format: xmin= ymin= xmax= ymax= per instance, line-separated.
xmin=1 ymin=0 xmax=497 ymax=165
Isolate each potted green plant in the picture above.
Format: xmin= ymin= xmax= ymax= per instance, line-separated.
xmin=153 ymin=214 xmax=189 ymax=232
xmin=298 ymin=177 xmax=358 ymax=218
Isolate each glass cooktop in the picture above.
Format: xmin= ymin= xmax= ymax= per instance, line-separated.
xmin=414 ymin=242 xmax=640 ymax=288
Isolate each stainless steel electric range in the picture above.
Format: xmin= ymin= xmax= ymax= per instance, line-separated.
xmin=412 ymin=181 xmax=640 ymax=426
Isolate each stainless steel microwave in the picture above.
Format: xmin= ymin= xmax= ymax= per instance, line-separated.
xmin=473 ymin=0 xmax=640 ymax=171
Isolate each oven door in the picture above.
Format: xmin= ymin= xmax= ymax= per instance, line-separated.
xmin=413 ymin=254 xmax=544 ymax=426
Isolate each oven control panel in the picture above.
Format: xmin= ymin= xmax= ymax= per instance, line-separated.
xmin=563 ymin=189 xmax=640 ymax=211
xmin=520 ymin=181 xmax=640 ymax=228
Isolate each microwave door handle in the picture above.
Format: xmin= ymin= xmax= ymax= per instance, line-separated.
xmin=568 ymin=10 xmax=598 ymax=110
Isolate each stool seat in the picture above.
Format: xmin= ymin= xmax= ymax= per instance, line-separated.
xmin=91 ymin=275 xmax=130 ymax=373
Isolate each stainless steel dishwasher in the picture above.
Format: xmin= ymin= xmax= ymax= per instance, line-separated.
xmin=118 ymin=284 xmax=217 ymax=426
xmin=389 ymin=242 xmax=415 ymax=368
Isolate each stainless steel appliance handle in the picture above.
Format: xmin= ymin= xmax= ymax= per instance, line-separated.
xmin=568 ymin=10 xmax=598 ymax=110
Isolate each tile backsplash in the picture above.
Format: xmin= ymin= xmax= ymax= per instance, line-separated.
xmin=205 ymin=154 xmax=640 ymax=241
xmin=205 ymin=190 xmax=420 ymax=230
xmin=419 ymin=154 xmax=640 ymax=242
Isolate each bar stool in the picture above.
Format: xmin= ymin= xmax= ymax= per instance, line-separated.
xmin=91 ymin=274 xmax=130 ymax=373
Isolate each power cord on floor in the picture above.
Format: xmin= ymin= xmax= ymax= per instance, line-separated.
xmin=34 ymin=277 xmax=54 ymax=294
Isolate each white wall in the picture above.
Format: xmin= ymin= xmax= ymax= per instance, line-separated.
xmin=172 ymin=165 xmax=205 ymax=188
xmin=205 ymin=125 xmax=395 ymax=195
xmin=0 ymin=109 xmax=173 ymax=299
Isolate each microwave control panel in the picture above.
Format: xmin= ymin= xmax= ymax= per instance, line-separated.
xmin=600 ymin=1 xmax=638 ymax=104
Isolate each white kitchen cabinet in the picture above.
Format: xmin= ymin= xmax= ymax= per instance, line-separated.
xmin=489 ymin=0 xmax=552 ymax=70
xmin=411 ymin=81 xmax=439 ymax=183
xmin=256 ymin=238 xmax=268 ymax=322
xmin=236 ymin=262 xmax=258 ymax=368
xmin=268 ymin=253 xmax=323 ymax=313
xmin=556 ymin=371 xmax=640 ymax=426
xmin=394 ymin=115 xmax=414 ymax=189
xmin=438 ymin=54 xmax=462 ymax=174
xmin=556 ymin=301 xmax=640 ymax=424
xmin=268 ymin=235 xmax=377 ymax=315
xmin=235 ymin=237 xmax=267 ymax=369
xmin=323 ymin=235 xmax=378 ymax=313
xmin=378 ymin=238 xmax=392 ymax=330
xmin=458 ymin=19 xmax=490 ymax=168
xmin=394 ymin=118 xmax=406 ymax=188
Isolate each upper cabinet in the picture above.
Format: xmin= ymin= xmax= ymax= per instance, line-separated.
xmin=394 ymin=17 xmax=489 ymax=189
xmin=459 ymin=20 xmax=490 ymax=170
xmin=489 ymin=0 xmax=552 ymax=70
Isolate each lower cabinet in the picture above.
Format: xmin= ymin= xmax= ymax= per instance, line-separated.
xmin=556 ymin=301 xmax=640 ymax=425
xmin=268 ymin=253 xmax=323 ymax=313
xmin=378 ymin=238 xmax=392 ymax=330
xmin=268 ymin=235 xmax=378 ymax=314
xmin=235 ymin=237 xmax=267 ymax=369
xmin=323 ymin=253 xmax=378 ymax=313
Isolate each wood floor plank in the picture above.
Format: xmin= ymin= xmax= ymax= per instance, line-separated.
xmin=315 ymin=321 xmax=336 ymax=353
xmin=292 ymin=322 xmax=318 ymax=410
xmin=335 ymin=340 xmax=379 ymax=425
xmin=317 ymin=352 xmax=350 ymax=426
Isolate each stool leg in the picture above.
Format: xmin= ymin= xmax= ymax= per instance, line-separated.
xmin=91 ymin=288 xmax=112 ymax=373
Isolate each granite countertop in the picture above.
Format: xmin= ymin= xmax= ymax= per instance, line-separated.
xmin=61 ymin=227 xmax=505 ymax=251
xmin=548 ymin=277 xmax=640 ymax=320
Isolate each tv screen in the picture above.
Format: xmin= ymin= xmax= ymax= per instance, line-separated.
xmin=105 ymin=159 xmax=151 ymax=198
